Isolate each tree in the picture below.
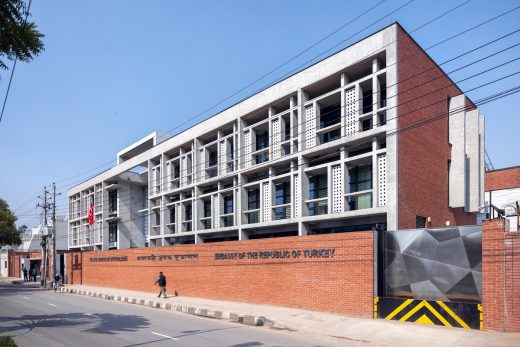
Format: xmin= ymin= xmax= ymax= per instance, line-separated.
xmin=0 ymin=198 xmax=22 ymax=246
xmin=0 ymin=0 xmax=44 ymax=73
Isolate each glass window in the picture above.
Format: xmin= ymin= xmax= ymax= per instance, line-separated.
xmin=275 ymin=182 xmax=290 ymax=205
xmin=185 ymin=204 xmax=192 ymax=221
xmin=248 ymin=189 xmax=259 ymax=210
xmin=348 ymin=164 xmax=372 ymax=192
xmin=256 ymin=131 xmax=268 ymax=150
xmin=208 ymin=151 xmax=217 ymax=167
xmin=224 ymin=195 xmax=233 ymax=214
xmin=204 ymin=199 xmax=211 ymax=217
xmin=108 ymin=190 xmax=117 ymax=216
xmin=320 ymin=102 xmax=341 ymax=129
xmin=309 ymin=174 xmax=327 ymax=200
xmin=108 ymin=222 xmax=117 ymax=243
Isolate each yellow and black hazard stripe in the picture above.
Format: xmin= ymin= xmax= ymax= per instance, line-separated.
xmin=376 ymin=297 xmax=481 ymax=330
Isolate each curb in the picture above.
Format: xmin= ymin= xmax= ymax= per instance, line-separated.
xmin=62 ymin=287 xmax=266 ymax=327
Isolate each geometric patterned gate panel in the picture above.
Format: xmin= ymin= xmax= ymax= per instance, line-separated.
xmin=380 ymin=226 xmax=482 ymax=302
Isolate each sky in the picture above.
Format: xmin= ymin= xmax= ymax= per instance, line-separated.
xmin=1 ymin=0 xmax=519 ymax=228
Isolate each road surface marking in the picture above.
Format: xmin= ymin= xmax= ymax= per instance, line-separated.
xmin=151 ymin=332 xmax=179 ymax=341
xmin=22 ymin=296 xmax=29 ymax=300
xmin=48 ymin=303 xmax=57 ymax=307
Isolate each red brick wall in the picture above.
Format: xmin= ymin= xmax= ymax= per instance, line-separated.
xmin=482 ymin=219 xmax=520 ymax=332
xmin=396 ymin=25 xmax=476 ymax=228
xmin=504 ymin=231 xmax=520 ymax=331
xmin=67 ymin=232 xmax=374 ymax=317
xmin=485 ymin=167 xmax=520 ymax=191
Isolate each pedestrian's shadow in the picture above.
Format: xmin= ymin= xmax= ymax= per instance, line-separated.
xmin=0 ymin=312 xmax=149 ymax=336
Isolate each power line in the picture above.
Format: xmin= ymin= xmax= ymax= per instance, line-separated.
xmin=14 ymin=4 xmax=519 ymax=222
xmin=26 ymin=2 xmax=516 ymax=199
xmin=50 ymin=60 xmax=520 ymax=217
xmin=60 ymin=49 xmax=520 ymax=203
xmin=58 ymin=84 xmax=520 ymax=245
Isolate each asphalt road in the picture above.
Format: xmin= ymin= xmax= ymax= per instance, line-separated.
xmin=0 ymin=283 xmax=347 ymax=347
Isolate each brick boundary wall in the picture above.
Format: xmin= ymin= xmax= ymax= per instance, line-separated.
xmin=66 ymin=232 xmax=374 ymax=317
xmin=482 ymin=219 xmax=520 ymax=332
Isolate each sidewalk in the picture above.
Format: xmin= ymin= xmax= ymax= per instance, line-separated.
xmin=58 ymin=284 xmax=519 ymax=347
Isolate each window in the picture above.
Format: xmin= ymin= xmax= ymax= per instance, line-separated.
xmin=362 ymin=118 xmax=372 ymax=131
xmin=348 ymin=164 xmax=372 ymax=192
xmin=203 ymin=199 xmax=211 ymax=218
xmin=169 ymin=208 xmax=175 ymax=224
xmin=108 ymin=190 xmax=117 ymax=216
xmin=208 ymin=151 xmax=217 ymax=167
xmin=416 ymin=215 xmax=427 ymax=228
xmin=309 ymin=174 xmax=327 ymax=200
xmin=284 ymin=119 xmax=291 ymax=140
xmin=185 ymin=204 xmax=192 ymax=221
xmin=320 ymin=102 xmax=341 ymax=129
xmin=256 ymin=131 xmax=268 ymax=150
xmin=108 ymin=222 xmax=117 ymax=243
xmin=173 ymin=164 xmax=180 ymax=178
xmin=275 ymin=182 xmax=290 ymax=205
xmin=380 ymin=84 xmax=387 ymax=107
xmin=378 ymin=112 xmax=386 ymax=126
xmin=308 ymin=200 xmax=328 ymax=216
xmin=362 ymin=89 xmax=373 ymax=114
xmin=255 ymin=152 xmax=268 ymax=164
xmin=320 ymin=129 xmax=340 ymax=144
xmin=224 ymin=195 xmax=233 ymax=214
xmin=248 ymin=189 xmax=259 ymax=210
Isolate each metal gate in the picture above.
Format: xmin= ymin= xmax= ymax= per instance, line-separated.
xmin=375 ymin=297 xmax=482 ymax=329
xmin=376 ymin=226 xmax=483 ymax=329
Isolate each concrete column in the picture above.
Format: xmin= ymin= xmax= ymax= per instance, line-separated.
xmin=297 ymin=89 xmax=308 ymax=153
xmin=372 ymin=138 xmax=378 ymax=208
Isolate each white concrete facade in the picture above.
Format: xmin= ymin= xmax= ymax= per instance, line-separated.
xmin=67 ymin=24 xmax=482 ymax=250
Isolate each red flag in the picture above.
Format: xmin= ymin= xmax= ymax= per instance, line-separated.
xmin=88 ymin=200 xmax=94 ymax=225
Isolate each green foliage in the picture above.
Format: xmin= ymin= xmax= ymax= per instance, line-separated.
xmin=0 ymin=336 xmax=17 ymax=346
xmin=0 ymin=198 xmax=22 ymax=246
xmin=0 ymin=0 xmax=45 ymax=72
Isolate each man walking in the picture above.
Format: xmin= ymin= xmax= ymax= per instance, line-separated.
xmin=22 ymin=267 xmax=28 ymax=281
xmin=154 ymin=272 xmax=167 ymax=298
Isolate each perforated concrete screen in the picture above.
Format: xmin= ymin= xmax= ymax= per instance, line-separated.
xmin=345 ymin=87 xmax=357 ymax=135
xmin=244 ymin=131 xmax=251 ymax=169
xmin=381 ymin=226 xmax=482 ymax=302
xmin=294 ymin=174 xmax=300 ymax=218
xmin=332 ymin=165 xmax=343 ymax=213
xmin=272 ymin=118 xmax=281 ymax=160
xmin=213 ymin=194 xmax=219 ymax=229
xmin=220 ymin=141 xmax=226 ymax=174
xmin=263 ymin=182 xmax=271 ymax=222
xmin=305 ymin=105 xmax=316 ymax=148
xmin=378 ymin=154 xmax=387 ymax=207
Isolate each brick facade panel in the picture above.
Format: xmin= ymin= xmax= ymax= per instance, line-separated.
xmin=396 ymin=25 xmax=476 ymax=228
xmin=485 ymin=167 xmax=520 ymax=191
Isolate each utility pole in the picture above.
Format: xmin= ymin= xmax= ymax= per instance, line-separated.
xmin=37 ymin=186 xmax=50 ymax=288
xmin=51 ymin=182 xmax=61 ymax=283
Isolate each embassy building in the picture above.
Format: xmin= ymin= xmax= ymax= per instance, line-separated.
xmin=68 ymin=23 xmax=484 ymax=251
